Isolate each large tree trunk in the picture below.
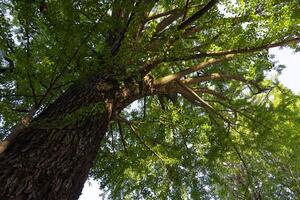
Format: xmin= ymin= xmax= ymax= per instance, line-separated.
xmin=0 ymin=75 xmax=122 ymax=200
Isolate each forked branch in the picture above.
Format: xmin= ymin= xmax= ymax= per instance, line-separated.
xmin=154 ymin=54 xmax=234 ymax=85
xmin=176 ymin=80 xmax=215 ymax=110
xmin=141 ymin=35 xmax=300 ymax=77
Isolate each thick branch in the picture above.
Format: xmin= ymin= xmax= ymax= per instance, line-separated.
xmin=0 ymin=107 xmax=37 ymax=154
xmin=155 ymin=10 xmax=182 ymax=33
xmin=181 ymin=73 xmax=261 ymax=91
xmin=176 ymin=80 xmax=215 ymax=110
xmin=182 ymin=0 xmax=190 ymax=21
xmin=140 ymin=57 xmax=165 ymax=77
xmin=110 ymin=3 xmax=138 ymax=55
xmin=178 ymin=0 xmax=219 ymax=30
xmin=153 ymin=36 xmax=300 ymax=86
xmin=154 ymin=54 xmax=234 ymax=85
xmin=145 ymin=8 xmax=180 ymax=22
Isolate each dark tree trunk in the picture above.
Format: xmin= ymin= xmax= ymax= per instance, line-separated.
xmin=0 ymin=75 xmax=123 ymax=200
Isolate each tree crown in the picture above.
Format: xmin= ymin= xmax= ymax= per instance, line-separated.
xmin=1 ymin=0 xmax=300 ymax=199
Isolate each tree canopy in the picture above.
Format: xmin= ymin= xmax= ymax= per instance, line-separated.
xmin=0 ymin=0 xmax=300 ymax=199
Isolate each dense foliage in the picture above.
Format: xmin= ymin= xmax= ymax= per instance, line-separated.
xmin=1 ymin=0 xmax=300 ymax=199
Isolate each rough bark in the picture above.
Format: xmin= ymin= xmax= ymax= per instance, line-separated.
xmin=0 ymin=74 xmax=121 ymax=200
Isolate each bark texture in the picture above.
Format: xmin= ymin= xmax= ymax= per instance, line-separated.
xmin=0 ymin=75 xmax=119 ymax=200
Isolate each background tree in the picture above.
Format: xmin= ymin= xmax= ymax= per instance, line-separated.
xmin=0 ymin=0 xmax=299 ymax=199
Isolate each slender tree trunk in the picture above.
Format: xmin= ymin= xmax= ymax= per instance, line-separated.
xmin=0 ymin=75 xmax=121 ymax=200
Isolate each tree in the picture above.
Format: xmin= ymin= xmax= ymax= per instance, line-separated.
xmin=0 ymin=0 xmax=299 ymax=199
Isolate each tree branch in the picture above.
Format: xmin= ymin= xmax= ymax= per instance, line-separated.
xmin=191 ymin=36 xmax=300 ymax=56
xmin=116 ymin=115 xmax=163 ymax=161
xmin=178 ymin=0 xmax=219 ymax=30
xmin=145 ymin=36 xmax=300 ymax=84
xmin=117 ymin=120 xmax=128 ymax=155
xmin=145 ymin=8 xmax=180 ymax=22
xmin=109 ymin=124 xmax=114 ymax=153
xmin=11 ymin=108 xmax=30 ymax=113
xmin=155 ymin=10 xmax=182 ymax=33
xmin=192 ymin=87 xmax=226 ymax=100
xmin=182 ymin=0 xmax=190 ymax=22
xmin=169 ymin=36 xmax=300 ymax=62
xmin=154 ymin=54 xmax=234 ymax=85
xmin=227 ymin=127 xmax=253 ymax=196
xmin=111 ymin=6 xmax=136 ymax=55
xmin=0 ymin=107 xmax=37 ymax=154
xmin=176 ymin=80 xmax=215 ymax=110
xmin=181 ymin=73 xmax=262 ymax=91
xmin=0 ymin=56 xmax=15 ymax=74
xmin=25 ymin=14 xmax=38 ymax=107
xmin=143 ymin=96 xmax=147 ymax=119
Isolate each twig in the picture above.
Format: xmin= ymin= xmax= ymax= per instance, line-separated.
xmin=143 ymin=96 xmax=147 ymax=119
xmin=117 ymin=120 xmax=128 ymax=155
xmin=110 ymin=123 xmax=114 ymax=153
xmin=116 ymin=115 xmax=164 ymax=161
xmin=25 ymin=13 xmax=38 ymax=107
